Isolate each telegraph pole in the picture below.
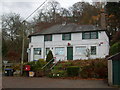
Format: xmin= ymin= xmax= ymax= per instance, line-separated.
xmin=21 ymin=21 xmax=25 ymax=75
xmin=20 ymin=0 xmax=48 ymax=75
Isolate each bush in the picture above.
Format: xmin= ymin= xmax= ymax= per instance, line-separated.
xmin=46 ymin=50 xmax=54 ymax=62
xmin=35 ymin=69 xmax=45 ymax=77
xmin=110 ymin=42 xmax=120 ymax=55
xmin=48 ymin=70 xmax=67 ymax=77
xmin=67 ymin=66 xmax=80 ymax=77
xmin=26 ymin=59 xmax=47 ymax=72
xmin=12 ymin=64 xmax=21 ymax=71
xmin=80 ymin=59 xmax=107 ymax=78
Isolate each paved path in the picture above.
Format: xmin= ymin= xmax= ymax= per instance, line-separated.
xmin=3 ymin=76 xmax=112 ymax=88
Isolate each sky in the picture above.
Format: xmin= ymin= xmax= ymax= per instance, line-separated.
xmin=1 ymin=0 xmax=94 ymax=21
xmin=1 ymin=0 xmax=116 ymax=21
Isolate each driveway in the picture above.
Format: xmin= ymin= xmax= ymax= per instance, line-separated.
xmin=2 ymin=76 xmax=112 ymax=88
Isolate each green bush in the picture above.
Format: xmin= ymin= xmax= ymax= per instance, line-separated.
xmin=67 ymin=66 xmax=80 ymax=77
xmin=110 ymin=42 xmax=120 ymax=55
xmin=48 ymin=70 xmax=67 ymax=77
xmin=26 ymin=59 xmax=47 ymax=72
xmin=46 ymin=50 xmax=54 ymax=62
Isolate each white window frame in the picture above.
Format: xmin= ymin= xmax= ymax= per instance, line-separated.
xmin=75 ymin=46 xmax=87 ymax=55
xmin=90 ymin=46 xmax=97 ymax=55
xmin=55 ymin=47 xmax=65 ymax=55
xmin=34 ymin=48 xmax=42 ymax=55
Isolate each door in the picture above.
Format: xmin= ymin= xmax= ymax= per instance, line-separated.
xmin=112 ymin=60 xmax=120 ymax=85
xmin=67 ymin=47 xmax=73 ymax=60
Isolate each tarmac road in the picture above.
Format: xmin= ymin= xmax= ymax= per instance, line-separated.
xmin=2 ymin=76 xmax=113 ymax=88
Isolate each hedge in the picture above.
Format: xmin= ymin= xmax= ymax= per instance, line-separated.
xmin=67 ymin=66 xmax=80 ymax=77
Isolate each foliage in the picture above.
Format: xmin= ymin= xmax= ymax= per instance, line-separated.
xmin=48 ymin=70 xmax=67 ymax=78
xmin=52 ymin=59 xmax=107 ymax=78
xmin=11 ymin=63 xmax=21 ymax=71
xmin=67 ymin=66 xmax=80 ymax=77
xmin=110 ymin=42 xmax=120 ymax=55
xmin=46 ymin=50 xmax=54 ymax=62
xmin=26 ymin=59 xmax=47 ymax=72
xmin=105 ymin=2 xmax=120 ymax=37
xmin=35 ymin=69 xmax=45 ymax=77
xmin=2 ymin=13 xmax=32 ymax=62
xmin=111 ymin=31 xmax=120 ymax=45
xmin=80 ymin=59 xmax=107 ymax=78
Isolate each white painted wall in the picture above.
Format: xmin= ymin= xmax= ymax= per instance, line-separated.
xmin=28 ymin=31 xmax=109 ymax=61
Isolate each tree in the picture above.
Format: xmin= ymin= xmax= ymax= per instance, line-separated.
xmin=46 ymin=50 xmax=53 ymax=62
xmin=105 ymin=2 xmax=120 ymax=36
xmin=2 ymin=13 xmax=31 ymax=62
xmin=110 ymin=42 xmax=120 ymax=55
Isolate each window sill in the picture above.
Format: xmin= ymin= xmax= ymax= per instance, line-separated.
xmin=55 ymin=55 xmax=65 ymax=56
xmin=82 ymin=38 xmax=98 ymax=40
xmin=44 ymin=41 xmax=51 ymax=42
xmin=75 ymin=54 xmax=86 ymax=56
xmin=62 ymin=40 xmax=71 ymax=41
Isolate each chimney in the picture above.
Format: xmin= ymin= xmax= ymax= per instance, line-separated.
xmin=100 ymin=9 xmax=106 ymax=29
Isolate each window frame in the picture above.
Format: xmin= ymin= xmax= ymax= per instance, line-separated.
xmin=44 ymin=34 xmax=52 ymax=41
xmin=75 ymin=46 xmax=87 ymax=55
xmin=55 ymin=47 xmax=65 ymax=55
xmin=82 ymin=31 xmax=98 ymax=39
xmin=34 ymin=48 xmax=42 ymax=55
xmin=62 ymin=33 xmax=71 ymax=40
xmin=91 ymin=46 xmax=97 ymax=55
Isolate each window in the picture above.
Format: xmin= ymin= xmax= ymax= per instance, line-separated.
xmin=44 ymin=34 xmax=52 ymax=41
xmin=91 ymin=46 xmax=96 ymax=55
xmin=82 ymin=32 xmax=98 ymax=39
xmin=91 ymin=32 xmax=98 ymax=39
xmin=55 ymin=47 xmax=65 ymax=55
xmin=46 ymin=48 xmax=50 ymax=55
xmin=34 ymin=48 xmax=41 ymax=55
xmin=76 ymin=46 xmax=86 ymax=55
xmin=83 ymin=32 xmax=90 ymax=39
xmin=62 ymin=33 xmax=71 ymax=40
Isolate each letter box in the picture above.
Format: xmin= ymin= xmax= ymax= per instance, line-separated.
xmin=24 ymin=65 xmax=31 ymax=71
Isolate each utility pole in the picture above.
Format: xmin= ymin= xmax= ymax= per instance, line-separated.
xmin=19 ymin=0 xmax=48 ymax=75
xmin=21 ymin=21 xmax=25 ymax=75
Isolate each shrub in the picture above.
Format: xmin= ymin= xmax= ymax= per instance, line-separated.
xmin=46 ymin=50 xmax=54 ymax=62
xmin=67 ymin=66 xmax=80 ymax=77
xmin=48 ymin=70 xmax=67 ymax=77
xmin=110 ymin=42 xmax=120 ymax=55
xmin=26 ymin=59 xmax=47 ymax=72
xmin=35 ymin=69 xmax=44 ymax=77
xmin=80 ymin=59 xmax=107 ymax=78
xmin=12 ymin=64 xmax=21 ymax=71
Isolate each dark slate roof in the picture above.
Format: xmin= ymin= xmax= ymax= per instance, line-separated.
xmin=107 ymin=52 xmax=120 ymax=61
xmin=29 ymin=23 xmax=105 ymax=37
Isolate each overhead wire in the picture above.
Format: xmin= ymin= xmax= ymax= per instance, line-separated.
xmin=23 ymin=0 xmax=48 ymax=22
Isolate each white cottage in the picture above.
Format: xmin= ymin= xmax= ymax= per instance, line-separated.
xmin=28 ymin=23 xmax=109 ymax=61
